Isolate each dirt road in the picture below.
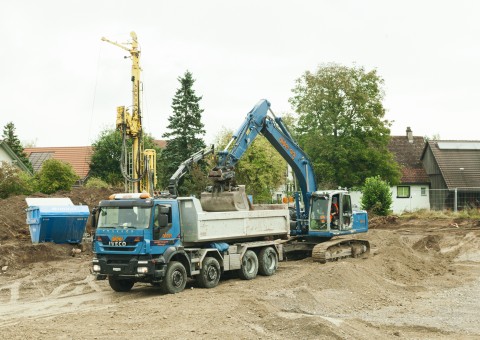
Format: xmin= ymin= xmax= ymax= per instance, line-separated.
xmin=1 ymin=216 xmax=479 ymax=339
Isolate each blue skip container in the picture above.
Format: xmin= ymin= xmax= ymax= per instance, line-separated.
xmin=26 ymin=205 xmax=90 ymax=244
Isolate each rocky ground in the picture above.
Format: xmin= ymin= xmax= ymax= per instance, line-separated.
xmin=0 ymin=188 xmax=479 ymax=339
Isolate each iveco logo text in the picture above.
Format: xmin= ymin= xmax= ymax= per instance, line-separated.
xmin=109 ymin=241 xmax=127 ymax=246
xmin=109 ymin=236 xmax=126 ymax=246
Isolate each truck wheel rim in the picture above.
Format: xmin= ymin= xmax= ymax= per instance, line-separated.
xmin=172 ymin=270 xmax=184 ymax=287
xmin=266 ymin=253 xmax=276 ymax=269
xmin=245 ymin=258 xmax=254 ymax=273
xmin=207 ymin=266 xmax=218 ymax=281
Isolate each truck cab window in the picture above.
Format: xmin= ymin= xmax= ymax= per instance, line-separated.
xmin=154 ymin=204 xmax=172 ymax=239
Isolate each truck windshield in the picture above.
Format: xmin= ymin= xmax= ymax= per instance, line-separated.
xmin=309 ymin=197 xmax=329 ymax=231
xmin=97 ymin=206 xmax=151 ymax=229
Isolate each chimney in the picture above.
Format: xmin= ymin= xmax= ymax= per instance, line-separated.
xmin=406 ymin=127 xmax=413 ymax=143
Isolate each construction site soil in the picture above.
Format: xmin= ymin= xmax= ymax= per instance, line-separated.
xmin=1 ymin=188 xmax=479 ymax=339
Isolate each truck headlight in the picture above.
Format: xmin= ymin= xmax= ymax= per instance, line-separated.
xmin=93 ymin=264 xmax=101 ymax=272
xmin=137 ymin=266 xmax=148 ymax=274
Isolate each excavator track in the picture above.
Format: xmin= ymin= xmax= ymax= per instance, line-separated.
xmin=312 ymin=237 xmax=370 ymax=264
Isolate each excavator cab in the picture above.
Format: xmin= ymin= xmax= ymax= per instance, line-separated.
xmin=309 ymin=191 xmax=353 ymax=232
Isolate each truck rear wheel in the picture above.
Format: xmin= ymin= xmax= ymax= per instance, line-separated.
xmin=161 ymin=261 xmax=187 ymax=294
xmin=258 ymin=247 xmax=278 ymax=276
xmin=108 ymin=276 xmax=134 ymax=292
xmin=196 ymin=257 xmax=221 ymax=289
xmin=238 ymin=250 xmax=258 ymax=280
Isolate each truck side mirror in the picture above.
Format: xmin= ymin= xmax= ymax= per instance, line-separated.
xmin=157 ymin=214 xmax=168 ymax=228
xmin=91 ymin=207 xmax=99 ymax=229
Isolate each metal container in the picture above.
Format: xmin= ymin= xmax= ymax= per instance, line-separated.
xmin=26 ymin=204 xmax=90 ymax=244
xmin=179 ymin=197 xmax=289 ymax=245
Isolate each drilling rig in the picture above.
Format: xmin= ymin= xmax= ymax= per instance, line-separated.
xmin=101 ymin=32 xmax=156 ymax=194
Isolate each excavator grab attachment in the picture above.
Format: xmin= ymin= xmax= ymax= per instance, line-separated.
xmin=200 ymin=185 xmax=251 ymax=212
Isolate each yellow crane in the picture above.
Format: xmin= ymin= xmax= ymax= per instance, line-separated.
xmin=101 ymin=32 xmax=156 ymax=194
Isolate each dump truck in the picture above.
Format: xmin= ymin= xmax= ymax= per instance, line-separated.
xmin=91 ymin=188 xmax=289 ymax=293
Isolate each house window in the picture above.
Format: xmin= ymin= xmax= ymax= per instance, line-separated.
xmin=397 ymin=186 xmax=410 ymax=198
xmin=421 ymin=187 xmax=427 ymax=196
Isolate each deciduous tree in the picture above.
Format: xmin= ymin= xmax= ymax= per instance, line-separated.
xmin=89 ymin=129 xmax=162 ymax=187
xmin=361 ymin=176 xmax=393 ymax=216
xmin=214 ymin=130 xmax=286 ymax=204
xmin=35 ymin=159 xmax=78 ymax=194
xmin=289 ymin=63 xmax=401 ymax=188
xmin=0 ymin=161 xmax=35 ymax=198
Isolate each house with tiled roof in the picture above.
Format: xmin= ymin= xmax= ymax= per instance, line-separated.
xmin=154 ymin=140 xmax=167 ymax=149
xmin=24 ymin=146 xmax=93 ymax=184
xmin=23 ymin=140 xmax=167 ymax=186
xmin=387 ymin=127 xmax=430 ymax=213
xmin=421 ymin=140 xmax=480 ymax=210
xmin=0 ymin=140 xmax=32 ymax=174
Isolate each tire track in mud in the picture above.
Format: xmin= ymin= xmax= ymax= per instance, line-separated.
xmin=0 ymin=274 xmax=114 ymax=327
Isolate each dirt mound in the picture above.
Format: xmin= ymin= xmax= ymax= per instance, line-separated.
xmin=0 ymin=187 xmax=116 ymax=268
xmin=0 ymin=242 xmax=85 ymax=270
xmin=368 ymin=215 xmax=398 ymax=228
xmin=412 ymin=235 xmax=442 ymax=252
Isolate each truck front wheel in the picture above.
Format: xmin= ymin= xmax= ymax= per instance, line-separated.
xmin=161 ymin=261 xmax=187 ymax=294
xmin=108 ymin=276 xmax=134 ymax=292
xmin=196 ymin=257 xmax=221 ymax=289
xmin=238 ymin=250 xmax=258 ymax=280
xmin=258 ymin=247 xmax=278 ymax=276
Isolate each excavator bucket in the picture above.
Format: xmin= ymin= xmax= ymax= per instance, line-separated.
xmin=200 ymin=185 xmax=251 ymax=212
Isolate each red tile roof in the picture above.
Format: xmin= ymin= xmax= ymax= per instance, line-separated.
xmin=24 ymin=146 xmax=93 ymax=180
xmin=388 ymin=134 xmax=429 ymax=184
xmin=154 ymin=140 xmax=166 ymax=149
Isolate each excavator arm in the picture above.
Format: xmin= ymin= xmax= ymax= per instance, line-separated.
xmin=168 ymin=145 xmax=214 ymax=196
xmin=208 ymin=99 xmax=316 ymax=217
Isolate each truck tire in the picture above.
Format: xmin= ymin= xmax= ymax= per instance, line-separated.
xmin=196 ymin=257 xmax=221 ymax=289
xmin=160 ymin=261 xmax=187 ymax=294
xmin=238 ymin=250 xmax=258 ymax=280
xmin=258 ymin=247 xmax=278 ymax=276
xmin=108 ymin=276 xmax=134 ymax=292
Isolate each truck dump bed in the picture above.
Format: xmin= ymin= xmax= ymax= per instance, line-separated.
xmin=178 ymin=197 xmax=289 ymax=245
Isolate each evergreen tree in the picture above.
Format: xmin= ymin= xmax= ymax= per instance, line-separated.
xmin=161 ymin=71 xmax=206 ymax=195
xmin=2 ymin=122 xmax=33 ymax=172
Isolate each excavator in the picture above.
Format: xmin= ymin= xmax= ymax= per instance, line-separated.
xmin=201 ymin=99 xmax=370 ymax=262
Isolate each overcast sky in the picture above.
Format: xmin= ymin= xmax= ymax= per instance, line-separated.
xmin=1 ymin=1 xmax=479 ymax=147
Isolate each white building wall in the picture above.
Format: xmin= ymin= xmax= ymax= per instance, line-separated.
xmin=390 ymin=185 xmax=430 ymax=214
xmin=348 ymin=185 xmax=430 ymax=214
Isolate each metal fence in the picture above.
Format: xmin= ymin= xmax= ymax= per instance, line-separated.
xmin=429 ymin=188 xmax=480 ymax=212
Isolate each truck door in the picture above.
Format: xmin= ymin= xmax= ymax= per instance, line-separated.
xmin=151 ymin=203 xmax=180 ymax=251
